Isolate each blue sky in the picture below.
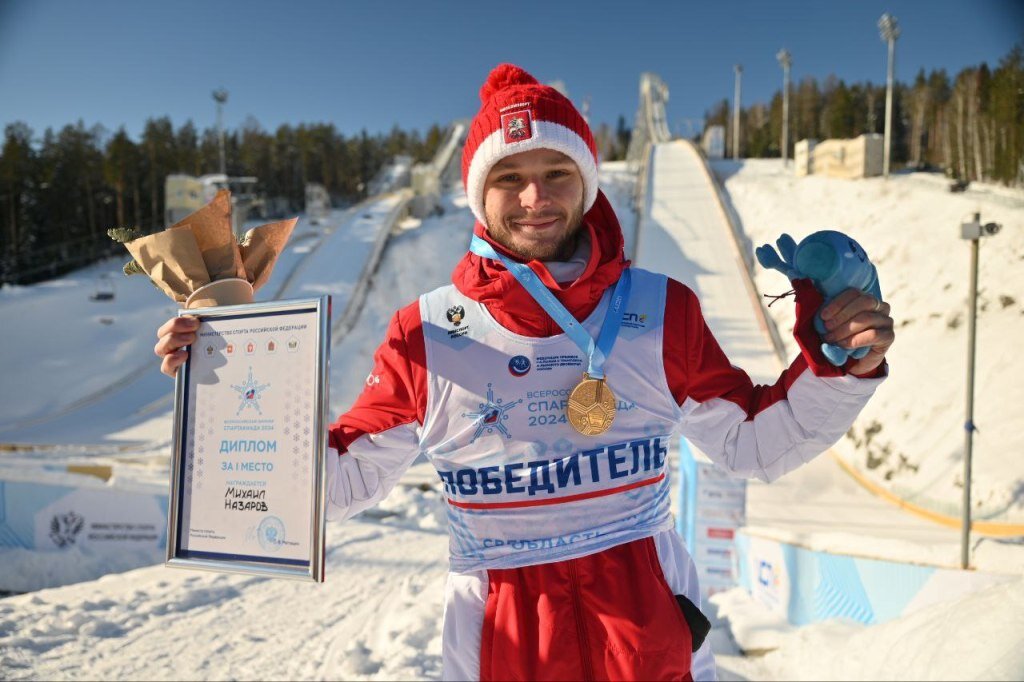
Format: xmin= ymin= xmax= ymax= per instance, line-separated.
xmin=1 ymin=0 xmax=1020 ymax=141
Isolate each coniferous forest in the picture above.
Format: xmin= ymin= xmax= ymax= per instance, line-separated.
xmin=1 ymin=46 xmax=1021 ymax=285
xmin=0 ymin=119 xmax=448 ymax=284
xmin=705 ymin=46 xmax=1023 ymax=186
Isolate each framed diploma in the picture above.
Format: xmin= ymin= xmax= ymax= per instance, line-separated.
xmin=166 ymin=296 xmax=330 ymax=582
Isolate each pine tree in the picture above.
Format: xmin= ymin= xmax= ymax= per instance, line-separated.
xmin=141 ymin=117 xmax=177 ymax=228
xmin=104 ymin=128 xmax=138 ymax=229
xmin=794 ymin=77 xmax=821 ymax=143
xmin=615 ymin=115 xmax=632 ymax=158
xmin=176 ymin=121 xmax=201 ymax=176
xmin=989 ymin=46 xmax=1023 ymax=184
xmin=0 ymin=123 xmax=36 ymax=280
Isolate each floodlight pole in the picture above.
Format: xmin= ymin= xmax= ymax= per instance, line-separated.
xmin=962 ymin=228 xmax=978 ymax=569
xmin=213 ymin=88 xmax=229 ymax=176
xmin=879 ymin=14 xmax=900 ymax=179
xmin=958 ymin=213 xmax=1001 ymax=569
xmin=777 ymin=49 xmax=792 ymax=166
xmin=733 ymin=64 xmax=743 ymax=159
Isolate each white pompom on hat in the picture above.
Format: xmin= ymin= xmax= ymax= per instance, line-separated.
xmin=461 ymin=63 xmax=599 ymax=227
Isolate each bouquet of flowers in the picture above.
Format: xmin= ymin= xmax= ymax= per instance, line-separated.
xmin=108 ymin=189 xmax=296 ymax=309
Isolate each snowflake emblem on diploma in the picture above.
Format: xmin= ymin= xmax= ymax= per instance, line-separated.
xmin=231 ymin=366 xmax=271 ymax=415
xmin=463 ymin=383 xmax=522 ymax=441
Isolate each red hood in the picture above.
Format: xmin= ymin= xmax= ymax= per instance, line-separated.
xmin=451 ymin=189 xmax=629 ymax=338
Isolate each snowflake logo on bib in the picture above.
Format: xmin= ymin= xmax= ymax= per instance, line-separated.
xmin=463 ymin=383 xmax=522 ymax=441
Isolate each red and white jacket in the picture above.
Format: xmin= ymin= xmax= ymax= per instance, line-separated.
xmin=326 ymin=190 xmax=885 ymax=681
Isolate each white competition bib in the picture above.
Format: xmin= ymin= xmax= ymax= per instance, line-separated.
xmin=418 ymin=268 xmax=682 ymax=571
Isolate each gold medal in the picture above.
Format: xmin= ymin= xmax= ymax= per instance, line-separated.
xmin=567 ymin=374 xmax=617 ymax=436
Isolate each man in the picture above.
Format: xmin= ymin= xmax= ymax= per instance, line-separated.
xmin=156 ymin=64 xmax=894 ymax=681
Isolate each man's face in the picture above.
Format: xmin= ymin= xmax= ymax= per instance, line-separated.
xmin=483 ymin=149 xmax=585 ymax=261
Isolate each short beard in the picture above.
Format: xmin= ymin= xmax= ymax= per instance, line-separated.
xmin=485 ymin=199 xmax=586 ymax=262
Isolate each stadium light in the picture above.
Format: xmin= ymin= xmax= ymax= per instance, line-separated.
xmin=878 ymin=14 xmax=900 ymax=178
xmin=776 ymin=49 xmax=792 ymax=166
xmin=213 ymin=88 xmax=229 ymax=176
xmin=733 ymin=64 xmax=743 ymax=159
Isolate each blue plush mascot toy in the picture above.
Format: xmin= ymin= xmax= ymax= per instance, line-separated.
xmin=755 ymin=230 xmax=883 ymax=366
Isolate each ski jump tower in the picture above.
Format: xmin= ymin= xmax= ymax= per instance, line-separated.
xmin=626 ymin=73 xmax=672 ymax=225
xmin=410 ymin=121 xmax=469 ymax=218
xmin=626 ymin=72 xmax=672 ymax=169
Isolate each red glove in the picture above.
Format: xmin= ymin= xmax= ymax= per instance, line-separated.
xmin=792 ymin=278 xmax=887 ymax=379
xmin=792 ymin=278 xmax=846 ymax=378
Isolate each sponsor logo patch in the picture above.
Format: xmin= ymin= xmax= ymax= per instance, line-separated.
xmin=446 ymin=304 xmax=471 ymax=339
xmin=622 ymin=312 xmax=647 ymax=329
xmin=446 ymin=305 xmax=466 ymax=326
xmin=508 ymin=355 xmax=531 ymax=377
xmin=501 ymin=108 xmax=534 ymax=144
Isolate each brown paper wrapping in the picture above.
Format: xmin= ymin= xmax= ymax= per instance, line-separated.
xmin=114 ymin=188 xmax=298 ymax=308
xmin=170 ymin=189 xmax=246 ymax=281
xmin=124 ymin=226 xmax=210 ymax=302
xmin=240 ymin=218 xmax=298 ymax=292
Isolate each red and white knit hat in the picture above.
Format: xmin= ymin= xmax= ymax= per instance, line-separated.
xmin=461 ymin=63 xmax=599 ymax=227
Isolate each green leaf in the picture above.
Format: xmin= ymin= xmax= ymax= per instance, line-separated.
xmin=122 ymin=259 xmax=145 ymax=276
xmin=107 ymin=226 xmax=143 ymax=244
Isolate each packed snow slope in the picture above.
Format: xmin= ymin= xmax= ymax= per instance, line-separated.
xmin=0 ymin=196 xmax=403 ymax=448
xmin=712 ymin=159 xmax=1024 ymax=525
xmin=635 ymin=143 xmax=778 ymax=384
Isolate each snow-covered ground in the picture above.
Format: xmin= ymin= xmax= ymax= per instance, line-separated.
xmin=0 ymin=192 xmax=467 ymax=680
xmin=0 ymin=198 xmax=402 ymax=448
xmin=712 ymin=577 xmax=1024 ymax=681
xmin=595 ymin=160 xmax=639 ymax=259
xmin=712 ymin=159 xmax=1024 ymax=524
xmin=0 ymin=196 xmax=414 ymax=592
xmin=2 ymin=159 xmax=1022 ymax=680
xmin=0 ymin=487 xmax=451 ymax=680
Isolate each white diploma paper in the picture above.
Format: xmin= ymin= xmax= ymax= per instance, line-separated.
xmin=177 ymin=309 xmax=319 ymax=565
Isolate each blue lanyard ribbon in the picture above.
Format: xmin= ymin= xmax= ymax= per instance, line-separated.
xmin=469 ymin=235 xmax=631 ymax=380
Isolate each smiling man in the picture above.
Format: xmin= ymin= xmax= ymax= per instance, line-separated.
xmin=483 ymin=149 xmax=586 ymax=261
xmin=156 ymin=64 xmax=894 ymax=680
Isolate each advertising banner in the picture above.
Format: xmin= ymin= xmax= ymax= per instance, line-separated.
xmin=678 ymin=438 xmax=747 ymax=601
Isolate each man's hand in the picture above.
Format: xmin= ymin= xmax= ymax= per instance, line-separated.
xmin=820 ymin=288 xmax=894 ymax=376
xmin=155 ymin=315 xmax=200 ymax=377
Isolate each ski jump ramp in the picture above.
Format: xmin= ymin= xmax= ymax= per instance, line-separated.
xmin=635 ymin=141 xmax=780 ymax=385
xmin=634 ymin=140 xmax=1013 ymax=627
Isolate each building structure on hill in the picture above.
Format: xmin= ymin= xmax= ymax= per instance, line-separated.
xmin=795 ymin=134 xmax=883 ymax=179
xmin=702 ymin=125 xmax=725 ymax=160
xmin=165 ymin=174 xmax=264 ymax=235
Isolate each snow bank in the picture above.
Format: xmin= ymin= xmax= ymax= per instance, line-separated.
xmin=713 ymin=159 xmax=1024 ymax=523
xmin=0 ymin=486 xmax=450 ymax=680
xmin=713 ymin=578 xmax=1024 ymax=680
